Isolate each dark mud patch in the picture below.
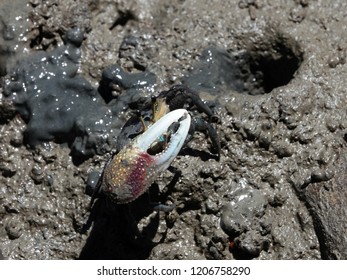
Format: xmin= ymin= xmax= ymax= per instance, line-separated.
xmin=2 ymin=28 xmax=157 ymax=160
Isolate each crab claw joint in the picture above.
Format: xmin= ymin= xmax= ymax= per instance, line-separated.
xmin=102 ymin=109 xmax=191 ymax=204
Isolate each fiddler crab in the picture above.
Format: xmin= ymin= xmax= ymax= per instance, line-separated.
xmin=89 ymin=84 xmax=220 ymax=211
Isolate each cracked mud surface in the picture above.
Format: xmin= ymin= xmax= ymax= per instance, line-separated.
xmin=0 ymin=0 xmax=346 ymax=259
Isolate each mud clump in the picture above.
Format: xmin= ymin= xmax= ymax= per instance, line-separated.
xmin=99 ymin=63 xmax=156 ymax=104
xmin=220 ymin=181 xmax=269 ymax=258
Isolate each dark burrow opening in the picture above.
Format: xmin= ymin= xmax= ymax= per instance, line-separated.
xmin=183 ymin=31 xmax=304 ymax=96
xmin=246 ymin=37 xmax=304 ymax=94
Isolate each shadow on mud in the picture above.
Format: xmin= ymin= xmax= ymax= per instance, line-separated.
xmin=78 ymin=192 xmax=161 ymax=260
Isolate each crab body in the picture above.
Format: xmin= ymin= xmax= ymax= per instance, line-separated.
xmin=89 ymin=84 xmax=220 ymax=207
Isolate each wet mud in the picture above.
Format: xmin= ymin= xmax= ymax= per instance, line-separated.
xmin=0 ymin=0 xmax=347 ymax=259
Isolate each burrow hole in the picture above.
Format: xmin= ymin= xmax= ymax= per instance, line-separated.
xmin=237 ymin=33 xmax=304 ymax=95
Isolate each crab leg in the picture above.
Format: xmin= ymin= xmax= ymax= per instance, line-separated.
xmin=102 ymin=109 xmax=191 ymax=204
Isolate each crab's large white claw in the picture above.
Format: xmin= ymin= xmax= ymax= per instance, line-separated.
xmin=102 ymin=108 xmax=191 ymax=204
xmin=135 ymin=108 xmax=191 ymax=171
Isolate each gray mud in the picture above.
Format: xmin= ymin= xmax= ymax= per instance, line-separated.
xmin=0 ymin=0 xmax=346 ymax=259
